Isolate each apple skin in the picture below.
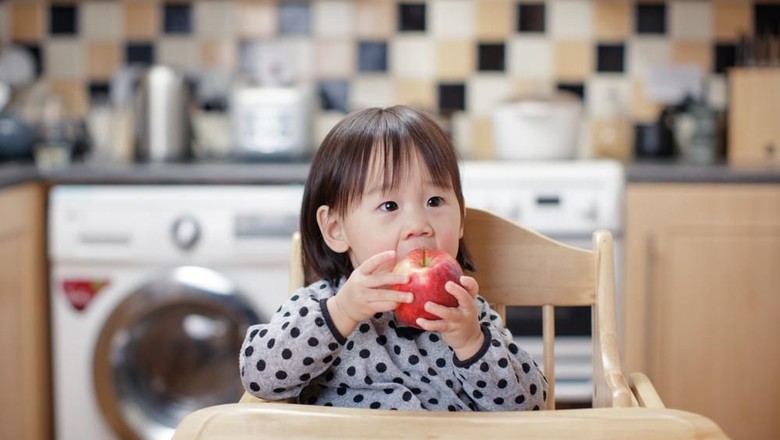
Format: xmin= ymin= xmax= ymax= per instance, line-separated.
xmin=391 ymin=248 xmax=463 ymax=329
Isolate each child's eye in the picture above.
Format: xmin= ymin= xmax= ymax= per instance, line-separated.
xmin=427 ymin=196 xmax=443 ymax=207
xmin=379 ymin=201 xmax=398 ymax=212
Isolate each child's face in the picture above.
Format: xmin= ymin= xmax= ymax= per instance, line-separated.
xmin=337 ymin=150 xmax=463 ymax=270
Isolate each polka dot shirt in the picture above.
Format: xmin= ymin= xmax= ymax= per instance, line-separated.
xmin=240 ymin=278 xmax=547 ymax=411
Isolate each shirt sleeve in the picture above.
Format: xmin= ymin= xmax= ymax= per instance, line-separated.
xmin=452 ymin=296 xmax=548 ymax=411
xmin=239 ymin=281 xmax=345 ymax=401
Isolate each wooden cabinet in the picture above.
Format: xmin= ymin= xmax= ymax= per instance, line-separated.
xmin=624 ymin=184 xmax=780 ymax=440
xmin=0 ymin=183 xmax=49 ymax=440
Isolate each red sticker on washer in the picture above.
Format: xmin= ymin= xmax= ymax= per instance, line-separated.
xmin=62 ymin=279 xmax=109 ymax=311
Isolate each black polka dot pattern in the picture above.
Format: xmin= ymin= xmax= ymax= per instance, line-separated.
xmin=239 ymin=277 xmax=547 ymax=412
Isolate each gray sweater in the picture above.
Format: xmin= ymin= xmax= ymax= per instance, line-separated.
xmin=240 ymin=277 xmax=547 ymax=411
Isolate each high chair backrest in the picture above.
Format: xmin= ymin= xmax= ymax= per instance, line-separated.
xmin=282 ymin=207 xmax=631 ymax=409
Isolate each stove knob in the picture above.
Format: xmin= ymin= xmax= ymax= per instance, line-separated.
xmin=172 ymin=216 xmax=201 ymax=250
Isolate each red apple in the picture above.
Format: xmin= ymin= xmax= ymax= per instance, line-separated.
xmin=391 ymin=248 xmax=463 ymax=329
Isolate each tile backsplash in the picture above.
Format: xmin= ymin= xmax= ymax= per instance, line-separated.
xmin=2 ymin=0 xmax=775 ymax=159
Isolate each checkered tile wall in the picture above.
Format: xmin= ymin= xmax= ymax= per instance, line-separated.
xmin=1 ymin=0 xmax=773 ymax=158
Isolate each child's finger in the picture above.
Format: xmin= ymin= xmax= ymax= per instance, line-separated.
xmin=445 ymin=281 xmax=474 ymax=305
xmin=370 ymin=289 xmax=413 ymax=304
xmin=367 ymin=272 xmax=409 ymax=289
xmin=416 ymin=317 xmax=449 ymax=333
xmin=458 ymin=276 xmax=479 ymax=298
xmin=358 ymin=250 xmax=396 ymax=274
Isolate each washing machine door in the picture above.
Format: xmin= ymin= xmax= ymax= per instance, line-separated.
xmin=93 ymin=266 xmax=260 ymax=440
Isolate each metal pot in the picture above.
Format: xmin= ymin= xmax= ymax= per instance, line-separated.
xmin=134 ymin=65 xmax=192 ymax=162
xmin=492 ymin=92 xmax=582 ymax=160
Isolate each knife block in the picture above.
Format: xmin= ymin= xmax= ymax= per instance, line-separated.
xmin=728 ymin=68 xmax=780 ymax=167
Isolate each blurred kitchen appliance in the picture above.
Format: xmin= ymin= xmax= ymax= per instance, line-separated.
xmin=461 ymin=160 xmax=624 ymax=404
xmin=134 ymin=65 xmax=192 ymax=162
xmin=230 ymin=85 xmax=310 ymax=159
xmin=492 ymin=93 xmax=583 ymax=160
xmin=728 ymin=67 xmax=780 ymax=167
xmin=49 ymin=185 xmax=303 ymax=440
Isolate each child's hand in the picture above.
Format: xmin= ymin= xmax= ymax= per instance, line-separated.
xmin=328 ymin=250 xmax=412 ymax=334
xmin=416 ymin=275 xmax=484 ymax=360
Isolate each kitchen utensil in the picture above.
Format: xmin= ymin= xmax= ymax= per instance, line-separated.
xmin=492 ymin=92 xmax=582 ymax=160
xmin=134 ymin=65 xmax=192 ymax=162
xmin=0 ymin=111 xmax=35 ymax=161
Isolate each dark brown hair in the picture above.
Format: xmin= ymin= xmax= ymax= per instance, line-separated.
xmin=300 ymin=105 xmax=474 ymax=284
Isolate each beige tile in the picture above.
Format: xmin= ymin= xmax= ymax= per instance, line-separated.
xmin=45 ymin=39 xmax=85 ymax=80
xmin=593 ymin=0 xmax=630 ymax=41
xmin=124 ymin=1 xmax=159 ymax=40
xmin=350 ymin=77 xmax=395 ymax=109
xmin=435 ymin=40 xmax=475 ymax=80
xmin=47 ymin=80 xmax=88 ymax=117
xmin=590 ymin=117 xmax=633 ymax=161
xmin=670 ymin=1 xmax=712 ymax=41
xmin=316 ymin=39 xmax=355 ymax=79
xmin=672 ymin=41 xmax=712 ymax=73
xmin=470 ymin=116 xmax=497 ymax=160
xmin=87 ymin=42 xmax=121 ymax=81
xmin=394 ymin=79 xmax=436 ymax=111
xmin=630 ymin=79 xmax=662 ymax=123
xmin=450 ymin=112 xmax=472 ymax=158
xmin=195 ymin=0 xmax=236 ymax=38
xmin=10 ymin=3 xmax=44 ymax=42
xmin=512 ymin=79 xmax=555 ymax=97
xmin=158 ymin=38 xmax=202 ymax=72
xmin=475 ymin=0 xmax=512 ymax=40
xmin=82 ymin=2 xmax=123 ymax=41
xmin=201 ymin=40 xmax=238 ymax=69
xmin=237 ymin=0 xmax=277 ymax=38
xmin=554 ymin=40 xmax=593 ymax=81
xmin=713 ymin=0 xmax=752 ymax=40
xmin=355 ymin=0 xmax=394 ymax=39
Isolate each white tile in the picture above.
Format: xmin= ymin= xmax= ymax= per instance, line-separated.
xmin=586 ymin=76 xmax=631 ymax=118
xmin=157 ymin=38 xmax=202 ymax=74
xmin=707 ymin=75 xmax=728 ymax=111
xmin=628 ymin=38 xmax=671 ymax=78
xmin=350 ymin=77 xmax=395 ymax=110
xmin=312 ymin=111 xmax=346 ymax=148
xmin=313 ymin=0 xmax=354 ymax=37
xmin=549 ymin=0 xmax=593 ymax=39
xmin=81 ymin=2 xmax=122 ymax=41
xmin=391 ymin=37 xmax=434 ymax=79
xmin=430 ymin=0 xmax=474 ymax=39
xmin=508 ymin=36 xmax=553 ymax=78
xmin=467 ymin=75 xmax=512 ymax=116
xmin=316 ymin=39 xmax=355 ymax=79
xmin=44 ymin=39 xmax=85 ymax=79
xmin=670 ymin=1 xmax=712 ymax=41
xmin=450 ymin=111 xmax=473 ymax=158
xmin=241 ymin=38 xmax=315 ymax=85
xmin=195 ymin=1 xmax=235 ymax=38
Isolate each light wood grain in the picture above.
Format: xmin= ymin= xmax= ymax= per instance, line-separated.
xmin=0 ymin=183 xmax=48 ymax=440
xmin=728 ymin=68 xmax=780 ymax=167
xmin=173 ymin=403 xmax=728 ymax=440
xmin=624 ymin=184 xmax=780 ymax=440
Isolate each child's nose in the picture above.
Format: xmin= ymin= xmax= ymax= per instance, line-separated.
xmin=402 ymin=210 xmax=433 ymax=239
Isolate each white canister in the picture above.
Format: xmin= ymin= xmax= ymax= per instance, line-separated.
xmin=492 ymin=93 xmax=582 ymax=160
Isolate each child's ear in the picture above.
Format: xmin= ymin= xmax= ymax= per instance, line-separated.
xmin=316 ymin=205 xmax=349 ymax=253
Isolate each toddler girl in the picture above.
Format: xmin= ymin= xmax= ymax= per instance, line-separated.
xmin=240 ymin=105 xmax=547 ymax=411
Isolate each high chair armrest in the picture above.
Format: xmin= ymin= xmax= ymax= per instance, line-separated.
xmin=629 ymin=372 xmax=665 ymax=408
xmin=238 ymin=391 xmax=294 ymax=404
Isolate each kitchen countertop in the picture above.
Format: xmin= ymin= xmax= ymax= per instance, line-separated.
xmin=2 ymin=160 xmax=780 ymax=190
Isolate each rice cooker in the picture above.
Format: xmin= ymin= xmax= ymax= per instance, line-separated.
xmin=492 ymin=93 xmax=582 ymax=160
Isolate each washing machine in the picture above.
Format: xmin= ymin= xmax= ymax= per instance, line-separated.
xmin=48 ymin=184 xmax=304 ymax=440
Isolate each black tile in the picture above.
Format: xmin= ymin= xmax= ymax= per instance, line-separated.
xmin=714 ymin=43 xmax=737 ymax=74
xmin=755 ymin=4 xmax=780 ymax=35
xmin=50 ymin=4 xmax=78 ymax=35
xmin=19 ymin=44 xmax=42 ymax=77
xmin=438 ymin=83 xmax=466 ymax=113
xmin=636 ymin=3 xmax=666 ymax=35
xmin=126 ymin=43 xmax=155 ymax=65
xmin=319 ymin=80 xmax=349 ymax=112
xmin=163 ymin=3 xmax=192 ymax=34
xmin=279 ymin=2 xmax=311 ymax=35
xmin=478 ymin=43 xmax=505 ymax=72
xmin=398 ymin=3 xmax=426 ymax=32
xmin=517 ymin=3 xmax=545 ymax=33
xmin=597 ymin=44 xmax=625 ymax=73
xmin=556 ymin=83 xmax=586 ymax=101
xmin=358 ymin=41 xmax=388 ymax=72
xmin=88 ymin=82 xmax=111 ymax=106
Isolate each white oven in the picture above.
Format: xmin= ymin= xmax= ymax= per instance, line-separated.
xmin=461 ymin=160 xmax=624 ymax=405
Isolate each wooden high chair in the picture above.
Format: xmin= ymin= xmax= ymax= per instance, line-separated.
xmin=173 ymin=209 xmax=732 ymax=440
xmin=239 ymin=207 xmax=632 ymax=409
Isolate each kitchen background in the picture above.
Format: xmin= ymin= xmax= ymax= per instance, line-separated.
xmin=2 ymin=0 xmax=777 ymax=163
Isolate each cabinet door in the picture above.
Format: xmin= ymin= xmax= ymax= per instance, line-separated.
xmin=0 ymin=183 xmax=48 ymax=440
xmin=624 ymin=184 xmax=780 ymax=440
